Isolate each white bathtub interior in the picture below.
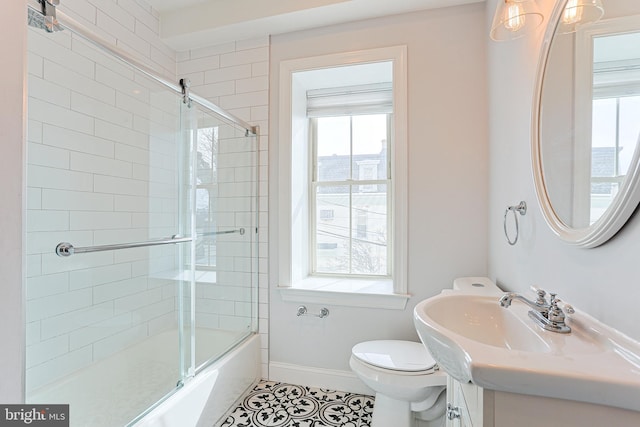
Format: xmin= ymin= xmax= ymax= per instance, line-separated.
xmin=135 ymin=333 xmax=260 ymax=427
xmin=29 ymin=329 xmax=255 ymax=427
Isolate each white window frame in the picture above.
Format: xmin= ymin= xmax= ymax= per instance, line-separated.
xmin=277 ymin=46 xmax=409 ymax=309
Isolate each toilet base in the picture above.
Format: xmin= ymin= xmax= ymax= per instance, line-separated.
xmin=372 ymin=393 xmax=413 ymax=427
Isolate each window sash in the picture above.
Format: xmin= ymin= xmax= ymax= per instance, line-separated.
xmin=309 ymin=115 xmax=392 ymax=278
xmin=311 ymin=182 xmax=391 ymax=278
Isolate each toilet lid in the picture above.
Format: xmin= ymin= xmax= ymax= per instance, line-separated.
xmin=352 ymin=340 xmax=437 ymax=372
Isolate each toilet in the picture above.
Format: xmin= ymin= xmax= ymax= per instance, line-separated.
xmin=349 ymin=340 xmax=447 ymax=427
xmin=349 ymin=277 xmax=503 ymax=427
xmin=350 ymin=278 xmax=503 ymax=427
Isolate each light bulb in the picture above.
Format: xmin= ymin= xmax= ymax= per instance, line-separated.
xmin=562 ymin=0 xmax=584 ymax=25
xmin=490 ymin=0 xmax=544 ymax=41
xmin=504 ymin=1 xmax=526 ymax=32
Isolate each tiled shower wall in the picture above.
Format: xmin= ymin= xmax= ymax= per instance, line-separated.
xmin=64 ymin=1 xmax=271 ymax=374
xmin=177 ymin=39 xmax=270 ymax=378
xmin=53 ymin=0 xmax=175 ymax=80
xmin=25 ymin=23 xmax=184 ymax=392
xmin=25 ymin=0 xmax=183 ymax=392
xmin=26 ymin=0 xmax=269 ymax=390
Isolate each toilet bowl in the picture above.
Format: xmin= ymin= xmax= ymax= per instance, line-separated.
xmin=349 ymin=340 xmax=446 ymax=427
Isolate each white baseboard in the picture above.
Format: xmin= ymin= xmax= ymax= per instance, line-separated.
xmin=268 ymin=361 xmax=375 ymax=396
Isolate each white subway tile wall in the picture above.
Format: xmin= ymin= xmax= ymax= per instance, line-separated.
xmin=58 ymin=0 xmax=175 ymax=80
xmin=177 ymin=38 xmax=270 ymax=378
xmin=25 ymin=14 xmax=185 ymax=391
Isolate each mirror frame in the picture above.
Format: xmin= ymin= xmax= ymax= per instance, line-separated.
xmin=532 ymin=0 xmax=640 ymax=248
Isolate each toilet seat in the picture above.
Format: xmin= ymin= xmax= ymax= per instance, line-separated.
xmin=351 ymin=340 xmax=437 ymax=373
xmin=350 ymin=340 xmax=447 ymax=427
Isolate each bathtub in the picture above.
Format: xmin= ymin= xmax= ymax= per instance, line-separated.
xmin=28 ymin=329 xmax=260 ymax=427
xmin=135 ymin=333 xmax=260 ymax=427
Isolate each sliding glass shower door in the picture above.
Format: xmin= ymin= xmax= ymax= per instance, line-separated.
xmin=25 ymin=19 xmax=193 ymax=426
xmin=189 ymin=106 xmax=259 ymax=373
xmin=25 ymin=7 xmax=259 ymax=426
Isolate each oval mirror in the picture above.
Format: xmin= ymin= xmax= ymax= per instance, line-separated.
xmin=533 ymin=0 xmax=640 ymax=247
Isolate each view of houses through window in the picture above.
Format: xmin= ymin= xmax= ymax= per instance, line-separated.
xmin=312 ymin=114 xmax=390 ymax=276
xmin=196 ymin=126 xmax=218 ymax=268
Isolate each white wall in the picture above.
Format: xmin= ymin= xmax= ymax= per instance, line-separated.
xmin=269 ymin=4 xmax=489 ymax=374
xmin=0 ymin=0 xmax=28 ymax=404
xmin=487 ymin=0 xmax=640 ymax=342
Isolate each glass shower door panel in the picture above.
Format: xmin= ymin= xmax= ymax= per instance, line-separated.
xmin=191 ymin=107 xmax=259 ymax=371
xmin=25 ymin=25 xmax=192 ymax=426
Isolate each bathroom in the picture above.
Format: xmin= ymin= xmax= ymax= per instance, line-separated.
xmin=1 ymin=0 xmax=640 ymax=425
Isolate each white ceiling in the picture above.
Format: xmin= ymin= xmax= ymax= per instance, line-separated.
xmin=146 ymin=0 xmax=485 ymax=50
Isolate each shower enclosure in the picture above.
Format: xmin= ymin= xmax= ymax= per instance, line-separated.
xmin=24 ymin=6 xmax=258 ymax=426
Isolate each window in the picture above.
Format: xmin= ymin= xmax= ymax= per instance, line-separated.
xmin=591 ymin=96 xmax=640 ymax=222
xmin=277 ymin=46 xmax=408 ymax=309
xmin=312 ymin=114 xmax=390 ymax=276
xmin=574 ymin=18 xmax=640 ymax=225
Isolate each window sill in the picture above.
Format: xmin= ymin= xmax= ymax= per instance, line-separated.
xmin=278 ymin=277 xmax=410 ymax=310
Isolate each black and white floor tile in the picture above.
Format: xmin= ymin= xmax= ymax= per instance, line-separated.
xmin=220 ymin=381 xmax=375 ymax=427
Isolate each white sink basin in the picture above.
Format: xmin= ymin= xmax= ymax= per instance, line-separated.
xmin=423 ymin=294 xmax=550 ymax=353
xmin=414 ymin=291 xmax=640 ymax=412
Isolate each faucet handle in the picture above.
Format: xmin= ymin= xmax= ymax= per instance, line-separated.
xmin=547 ymin=294 xmax=565 ymax=322
xmin=560 ymin=302 xmax=575 ymax=315
xmin=530 ymin=286 xmax=547 ymax=305
xmin=549 ymin=293 xmax=571 ymax=312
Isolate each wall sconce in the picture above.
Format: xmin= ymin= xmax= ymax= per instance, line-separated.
xmin=558 ymin=0 xmax=604 ymax=33
xmin=490 ymin=0 xmax=544 ymax=41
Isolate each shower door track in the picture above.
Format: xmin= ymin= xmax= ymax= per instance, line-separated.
xmin=27 ymin=4 xmax=258 ymax=136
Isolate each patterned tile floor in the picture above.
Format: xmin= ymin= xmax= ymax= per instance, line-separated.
xmin=219 ymin=381 xmax=375 ymax=427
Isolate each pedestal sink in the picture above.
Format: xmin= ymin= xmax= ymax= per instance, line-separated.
xmin=423 ymin=294 xmax=550 ymax=353
xmin=413 ymin=290 xmax=640 ymax=412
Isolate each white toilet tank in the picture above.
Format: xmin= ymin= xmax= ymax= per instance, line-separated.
xmin=452 ymin=276 xmax=503 ymax=296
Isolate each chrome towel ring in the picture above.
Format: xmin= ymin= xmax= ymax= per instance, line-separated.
xmin=504 ymin=201 xmax=527 ymax=245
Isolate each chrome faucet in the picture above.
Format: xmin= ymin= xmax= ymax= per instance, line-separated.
xmin=499 ymin=288 xmax=549 ymax=314
xmin=499 ymin=287 xmax=571 ymax=333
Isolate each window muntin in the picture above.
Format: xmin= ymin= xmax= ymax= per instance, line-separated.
xmin=311 ymin=114 xmax=390 ymax=277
